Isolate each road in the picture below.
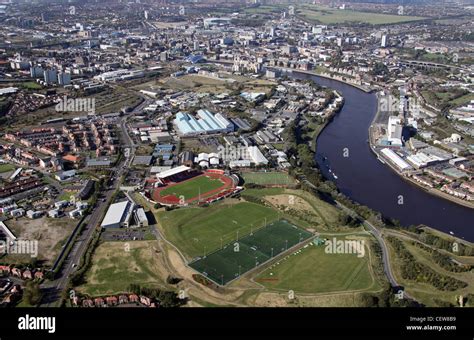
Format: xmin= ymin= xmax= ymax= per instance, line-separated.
xmin=40 ymin=103 xmax=144 ymax=306
xmin=39 ymin=181 xmax=118 ymax=306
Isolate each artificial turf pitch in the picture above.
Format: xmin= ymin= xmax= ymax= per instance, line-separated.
xmin=189 ymin=220 xmax=313 ymax=285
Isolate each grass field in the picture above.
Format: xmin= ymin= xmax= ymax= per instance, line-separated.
xmin=0 ymin=163 xmax=15 ymax=173
xmin=255 ymin=239 xmax=375 ymax=293
xmin=57 ymin=191 xmax=77 ymax=201
xmin=297 ymin=5 xmax=426 ymax=25
xmin=21 ymin=82 xmax=43 ymax=90
xmin=189 ymin=220 xmax=313 ymax=285
xmin=78 ymin=241 xmax=167 ymax=296
xmin=159 ymin=175 xmax=225 ymax=201
xmin=243 ymin=188 xmax=342 ymax=231
xmin=18 ymin=87 xmax=142 ymax=127
xmin=242 ymin=172 xmax=295 ymax=186
xmin=162 ymin=74 xmax=276 ymax=95
xmin=241 ymin=4 xmax=426 ymax=25
xmin=157 ymin=201 xmax=281 ymax=259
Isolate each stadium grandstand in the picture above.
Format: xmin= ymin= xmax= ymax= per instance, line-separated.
xmin=155 ymin=165 xmax=198 ymax=185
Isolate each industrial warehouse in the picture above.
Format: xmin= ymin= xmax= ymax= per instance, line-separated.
xmin=101 ymin=199 xmax=148 ymax=229
xmin=173 ymin=109 xmax=234 ymax=136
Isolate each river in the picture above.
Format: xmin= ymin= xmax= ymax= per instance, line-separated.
xmin=292 ymin=72 xmax=474 ymax=242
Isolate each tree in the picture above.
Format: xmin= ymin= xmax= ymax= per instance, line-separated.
xmin=370 ymin=62 xmax=389 ymax=77
xmin=23 ymin=281 xmax=43 ymax=306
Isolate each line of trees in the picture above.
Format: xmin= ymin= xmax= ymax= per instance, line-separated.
xmin=387 ymin=237 xmax=467 ymax=292
xmin=128 ymin=284 xmax=187 ymax=308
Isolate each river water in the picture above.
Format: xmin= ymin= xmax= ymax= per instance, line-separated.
xmin=293 ymin=72 xmax=473 ymax=241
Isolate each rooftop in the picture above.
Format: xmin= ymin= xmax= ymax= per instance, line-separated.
xmin=101 ymin=201 xmax=130 ymax=227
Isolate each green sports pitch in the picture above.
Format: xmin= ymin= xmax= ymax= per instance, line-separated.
xmin=242 ymin=172 xmax=295 ymax=186
xmin=189 ymin=220 xmax=313 ymax=285
xmin=159 ymin=175 xmax=224 ymax=200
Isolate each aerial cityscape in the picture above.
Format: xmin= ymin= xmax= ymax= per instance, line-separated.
xmin=0 ymin=0 xmax=473 ymax=335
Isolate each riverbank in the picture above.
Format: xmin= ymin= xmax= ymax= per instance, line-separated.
xmin=368 ymin=94 xmax=474 ymax=210
xmin=275 ymin=67 xmax=374 ymax=93
xmin=293 ymin=72 xmax=473 ymax=240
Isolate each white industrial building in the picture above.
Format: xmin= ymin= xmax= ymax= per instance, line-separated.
xmin=101 ymin=200 xmax=134 ymax=228
xmin=174 ymin=109 xmax=234 ymax=136
xmin=195 ymin=152 xmax=220 ymax=168
xmin=229 ymin=160 xmax=252 ymax=168
xmin=94 ymin=69 xmax=145 ymax=82
xmin=406 ymin=152 xmax=444 ymax=169
xmin=247 ymin=146 xmax=269 ymax=166
xmin=225 ymin=146 xmax=268 ymax=167
xmin=134 ymin=208 xmax=149 ymax=227
xmin=387 ymin=116 xmax=403 ymax=147
xmin=380 ymin=148 xmax=411 ymax=171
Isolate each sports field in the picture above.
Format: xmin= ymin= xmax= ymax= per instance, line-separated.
xmin=242 ymin=172 xmax=295 ymax=186
xmin=160 ymin=175 xmax=224 ymax=200
xmin=189 ymin=220 xmax=313 ymax=285
xmin=255 ymin=240 xmax=376 ymax=293
xmin=157 ymin=202 xmax=280 ymax=259
xmin=153 ymin=172 xmax=235 ymax=205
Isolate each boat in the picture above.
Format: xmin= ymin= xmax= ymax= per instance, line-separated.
xmin=449 ymin=231 xmax=454 ymax=235
xmin=333 ymin=173 xmax=338 ymax=179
